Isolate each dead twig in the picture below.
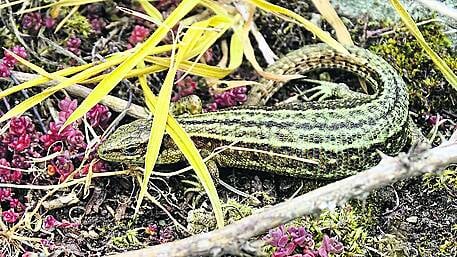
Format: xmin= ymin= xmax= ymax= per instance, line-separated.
xmin=6 ymin=71 xmax=149 ymax=119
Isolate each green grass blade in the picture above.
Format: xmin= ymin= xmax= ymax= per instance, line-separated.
xmin=390 ymin=0 xmax=457 ymax=89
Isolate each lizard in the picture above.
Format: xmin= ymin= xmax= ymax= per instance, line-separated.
xmin=97 ymin=43 xmax=410 ymax=179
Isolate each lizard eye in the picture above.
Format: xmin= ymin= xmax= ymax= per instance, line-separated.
xmin=123 ymin=147 xmax=138 ymax=156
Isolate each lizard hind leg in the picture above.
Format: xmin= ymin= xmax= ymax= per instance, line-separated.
xmin=302 ymin=78 xmax=374 ymax=102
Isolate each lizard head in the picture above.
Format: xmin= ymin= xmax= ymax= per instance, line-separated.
xmin=97 ymin=119 xmax=186 ymax=165
xmin=97 ymin=119 xmax=151 ymax=164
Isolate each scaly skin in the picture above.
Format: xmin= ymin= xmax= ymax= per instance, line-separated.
xmin=98 ymin=44 xmax=410 ymax=179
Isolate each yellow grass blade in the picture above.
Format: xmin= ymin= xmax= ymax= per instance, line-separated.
xmin=138 ymin=64 xmax=225 ymax=229
xmin=235 ymin=17 xmax=303 ymax=81
xmin=81 ymin=44 xmax=181 ymax=84
xmin=118 ymin=6 xmax=163 ymax=26
xmin=186 ymin=15 xmax=235 ymax=59
xmin=245 ymin=0 xmax=348 ymax=54
xmin=62 ymin=0 xmax=200 ymax=129
xmin=137 ymin=0 xmax=163 ymax=22
xmin=200 ymin=0 xmax=230 ymax=15
xmin=138 ymin=17 xmax=224 ymax=229
xmin=390 ymin=0 xmax=457 ymax=89
xmin=228 ymin=30 xmax=244 ymax=70
xmin=0 ymin=51 xmax=127 ymax=123
xmin=311 ymin=0 xmax=353 ymax=45
xmin=83 ymin=57 xmax=233 ymax=84
xmin=0 ymin=64 xmax=91 ymax=99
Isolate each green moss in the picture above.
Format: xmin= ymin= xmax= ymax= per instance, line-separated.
xmin=63 ymin=11 xmax=92 ymax=38
xmin=369 ymin=22 xmax=457 ymax=113
xmin=186 ymin=198 xmax=255 ymax=234
xmin=423 ymin=168 xmax=457 ymax=192
xmin=368 ymin=234 xmax=408 ymax=257
xmin=110 ymin=229 xmax=143 ymax=248
xmin=308 ymin=204 xmax=373 ymax=256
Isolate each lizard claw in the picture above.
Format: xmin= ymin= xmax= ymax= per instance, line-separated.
xmin=303 ymin=79 xmax=349 ymax=101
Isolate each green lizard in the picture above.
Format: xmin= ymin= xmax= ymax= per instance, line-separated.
xmin=98 ymin=44 xmax=410 ymax=179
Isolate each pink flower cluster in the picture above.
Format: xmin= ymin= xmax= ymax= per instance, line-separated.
xmin=0 ymin=98 xmax=111 ymax=224
xmin=43 ymin=215 xmax=79 ymax=230
xmin=21 ymin=12 xmax=55 ymax=31
xmin=0 ymin=115 xmax=40 ymax=224
xmin=1 ymin=116 xmax=42 ymax=171
xmin=66 ymin=36 xmax=82 ymax=55
xmin=172 ymin=76 xmax=198 ymax=101
xmin=0 ymin=46 xmax=28 ymax=78
xmin=263 ymin=225 xmax=344 ymax=257
xmin=206 ymin=86 xmax=248 ymax=111
xmin=128 ymin=25 xmax=150 ymax=46
xmin=0 ymin=188 xmax=25 ymax=224
xmin=40 ymin=97 xmax=110 ymax=180
xmin=145 ymin=224 xmax=176 ymax=244
xmin=85 ymin=4 xmax=107 ymax=34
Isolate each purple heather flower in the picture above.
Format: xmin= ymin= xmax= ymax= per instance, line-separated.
xmin=22 ymin=12 xmax=42 ymax=31
xmin=62 ymin=126 xmax=86 ymax=149
xmin=0 ymin=63 xmax=11 ymax=77
xmin=303 ymin=249 xmax=318 ymax=257
xmin=273 ymin=242 xmax=296 ymax=257
xmin=90 ymin=18 xmax=106 ymax=34
xmin=40 ymin=122 xmax=62 ymax=149
xmin=12 ymin=153 xmax=30 ymax=169
xmin=67 ymin=37 xmax=82 ymax=55
xmin=212 ymin=86 xmax=247 ymax=109
xmin=8 ymin=170 xmax=22 ymax=183
xmin=317 ymin=235 xmax=344 ymax=257
xmin=288 ymin=226 xmax=315 ymax=249
xmin=172 ymin=76 xmax=197 ymax=101
xmin=0 ymin=188 xmax=12 ymax=202
xmin=43 ymin=15 xmax=56 ymax=28
xmin=44 ymin=215 xmax=59 ymax=229
xmin=129 ymin=25 xmax=150 ymax=45
xmin=2 ymin=56 xmax=16 ymax=69
xmin=0 ymin=158 xmax=10 ymax=182
xmin=8 ymin=133 xmax=32 ymax=152
xmin=264 ymin=224 xmax=289 ymax=248
xmin=9 ymin=198 xmax=24 ymax=211
xmin=11 ymin=46 xmax=28 ymax=59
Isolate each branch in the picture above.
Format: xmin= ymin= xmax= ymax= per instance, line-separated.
xmin=109 ymin=137 xmax=457 ymax=257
